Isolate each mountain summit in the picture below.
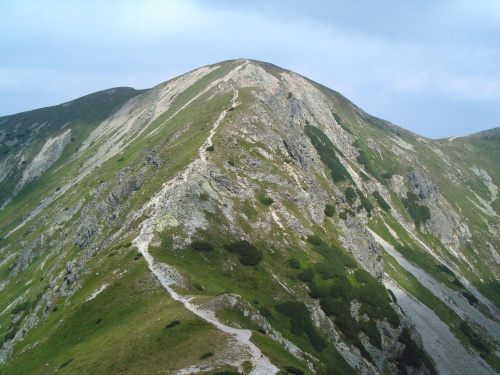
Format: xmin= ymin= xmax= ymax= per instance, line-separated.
xmin=0 ymin=59 xmax=499 ymax=375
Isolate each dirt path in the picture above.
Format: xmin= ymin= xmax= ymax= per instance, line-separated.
xmin=133 ymin=89 xmax=278 ymax=374
xmin=199 ymin=89 xmax=239 ymax=162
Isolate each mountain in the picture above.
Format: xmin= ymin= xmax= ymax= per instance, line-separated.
xmin=0 ymin=59 xmax=498 ymax=375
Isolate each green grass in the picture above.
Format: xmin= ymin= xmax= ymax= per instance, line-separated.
xmin=2 ymin=262 xmax=227 ymax=375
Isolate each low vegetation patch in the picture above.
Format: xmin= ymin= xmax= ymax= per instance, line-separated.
xmin=332 ymin=112 xmax=352 ymax=134
xmin=355 ymin=189 xmax=373 ymax=216
xmin=191 ymin=240 xmax=215 ymax=252
xmin=372 ymin=191 xmax=391 ymax=211
xmin=288 ymin=257 xmax=301 ymax=269
xmin=60 ymin=358 xmax=74 ymax=368
xmin=306 ymin=234 xmax=322 ymax=245
xmin=276 ymin=301 xmax=327 ymax=351
xmin=224 ymin=240 xmax=263 ymax=266
xmin=402 ymin=192 xmax=431 ymax=227
xmin=259 ymin=196 xmax=274 ymax=206
xmin=396 ymin=329 xmax=438 ymax=375
xmin=460 ymin=322 xmax=490 ymax=355
xmin=165 ymin=320 xmax=180 ymax=329
xmin=258 ymin=306 xmax=272 ymax=318
xmin=297 ymin=268 xmax=314 ymax=282
xmin=345 ymin=187 xmax=357 ymax=206
xmin=305 ymin=124 xmax=350 ymax=182
xmin=200 ymin=352 xmax=214 ymax=359
xmin=356 ymin=149 xmax=378 ymax=180
xmin=462 ymin=291 xmax=479 ymax=305
xmin=324 ymin=204 xmax=335 ymax=217
xmin=284 ymin=365 xmax=305 ymax=375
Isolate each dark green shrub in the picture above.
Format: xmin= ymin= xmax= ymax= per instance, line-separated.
xmin=309 ymin=283 xmax=330 ymax=299
xmin=356 ymin=189 xmax=373 ymax=215
xmin=224 ymin=240 xmax=263 ymax=266
xmin=360 ymin=319 xmax=382 ymax=348
xmin=297 ymin=268 xmax=314 ymax=282
xmin=258 ymin=306 xmax=272 ymax=318
xmin=356 ymin=285 xmax=384 ymax=308
xmin=133 ymin=252 xmax=143 ymax=260
xmin=381 ymin=173 xmax=393 ymax=179
xmin=462 ymin=291 xmax=479 ymax=305
xmin=284 ymin=366 xmax=304 ymax=375
xmin=288 ymin=257 xmax=301 ymax=269
xmin=3 ymin=327 xmax=19 ymax=344
xmin=11 ymin=301 xmax=31 ymax=315
xmin=398 ymin=329 xmax=422 ymax=368
xmin=345 ymin=187 xmax=357 ymax=206
xmin=305 ymin=125 xmax=350 ymax=182
xmin=117 ymin=157 xmax=124 ymax=162
xmin=60 ymin=359 xmax=74 ymax=368
xmin=331 ymin=276 xmax=356 ymax=302
xmin=96 ymin=318 xmax=103 ymax=324
xmin=402 ymin=192 xmax=431 ymax=227
xmin=340 ymin=252 xmax=357 ymax=269
xmin=437 ymin=264 xmax=455 ymax=277
xmin=382 ymin=305 xmax=400 ymax=327
xmin=372 ymin=191 xmax=391 ymax=211
xmin=276 ymin=301 xmax=327 ymax=351
xmin=308 ymin=330 xmax=327 ymax=352
xmin=191 ymin=240 xmax=214 ymax=252
xmin=356 ymin=150 xmax=376 ymax=177
xmin=388 ymin=289 xmax=397 ymax=303
xmin=165 ymin=320 xmax=180 ymax=329
xmin=354 ymin=339 xmax=374 ymax=362
xmin=259 ymin=197 xmax=274 ymax=206
xmin=287 ymin=92 xmax=293 ymax=99
xmin=211 ymin=371 xmax=242 ymax=375
xmin=206 ymin=145 xmax=215 ymax=151
xmin=354 ymin=269 xmax=373 ymax=284
xmin=319 ymin=297 xmax=344 ymax=316
xmin=360 ymin=171 xmax=370 ymax=181
xmin=306 ymin=235 xmax=322 ymax=245
xmin=335 ymin=309 xmax=360 ymax=339
xmin=452 ymin=278 xmax=464 ymax=288
xmin=324 ymin=204 xmax=335 ymax=217
xmin=228 ymin=159 xmax=235 ymax=166
xmin=200 ymin=352 xmax=214 ymax=359
xmin=470 ymin=338 xmax=490 ymax=355
xmin=194 ymin=282 xmax=205 ymax=291
xmin=339 ymin=212 xmax=347 ymax=220
xmin=332 ymin=112 xmax=352 ymax=134
xmin=315 ymin=261 xmax=343 ymax=279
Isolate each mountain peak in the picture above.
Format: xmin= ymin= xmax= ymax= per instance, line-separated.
xmin=0 ymin=60 xmax=499 ymax=375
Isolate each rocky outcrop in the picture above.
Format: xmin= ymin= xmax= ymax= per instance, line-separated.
xmin=16 ymin=129 xmax=71 ymax=194
xmin=340 ymin=216 xmax=384 ymax=280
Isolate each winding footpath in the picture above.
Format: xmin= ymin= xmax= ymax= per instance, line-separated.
xmin=133 ymin=90 xmax=279 ymax=374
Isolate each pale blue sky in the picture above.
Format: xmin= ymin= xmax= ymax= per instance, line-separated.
xmin=1 ymin=0 xmax=499 ymax=138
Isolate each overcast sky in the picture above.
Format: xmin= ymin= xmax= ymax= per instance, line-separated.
xmin=1 ymin=0 xmax=499 ymax=139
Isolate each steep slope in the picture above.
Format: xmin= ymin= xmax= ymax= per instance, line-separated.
xmin=0 ymin=59 xmax=498 ymax=375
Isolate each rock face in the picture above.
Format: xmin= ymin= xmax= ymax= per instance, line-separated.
xmin=0 ymin=59 xmax=499 ymax=375
xmin=17 ymin=128 xmax=71 ymax=193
